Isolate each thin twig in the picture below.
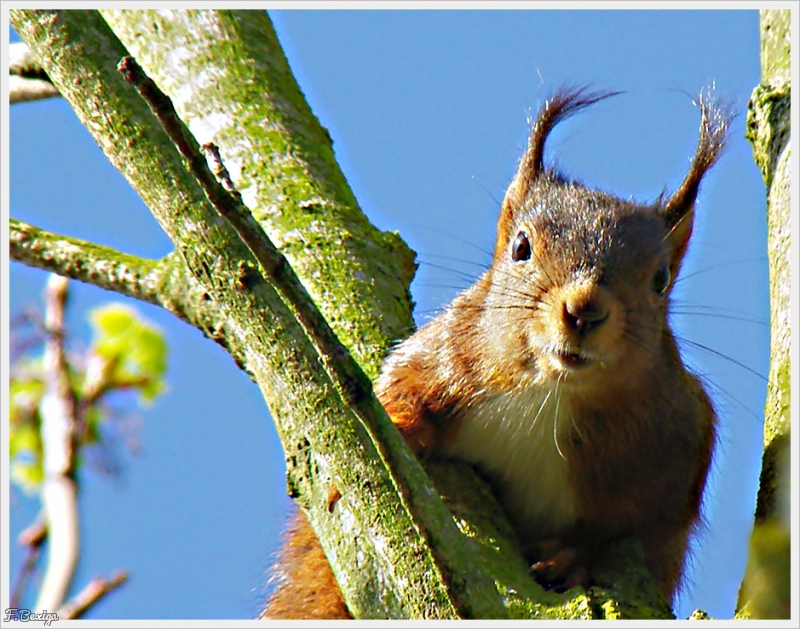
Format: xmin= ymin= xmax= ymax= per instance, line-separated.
xmin=10 ymin=517 xmax=47 ymax=609
xmin=10 ymin=546 xmax=43 ymax=610
xmin=58 ymin=571 xmax=129 ymax=619
xmin=203 ymin=143 xmax=242 ymax=201
xmin=18 ymin=516 xmax=48 ymax=548
xmin=9 ymin=307 xmax=46 ymax=363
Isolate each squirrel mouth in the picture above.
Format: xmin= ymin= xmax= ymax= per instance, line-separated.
xmin=554 ymin=349 xmax=589 ymax=369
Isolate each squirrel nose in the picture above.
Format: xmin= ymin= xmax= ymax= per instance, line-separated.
xmin=562 ymin=296 xmax=609 ymax=333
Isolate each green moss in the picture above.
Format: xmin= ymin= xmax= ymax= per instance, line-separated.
xmin=587 ymin=539 xmax=673 ymax=619
xmin=738 ymin=521 xmax=791 ymax=619
xmin=745 ymin=82 xmax=791 ymax=189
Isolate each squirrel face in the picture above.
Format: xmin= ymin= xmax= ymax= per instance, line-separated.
xmin=484 ymin=179 xmax=676 ymax=393
xmin=477 ymin=87 xmax=731 ymax=396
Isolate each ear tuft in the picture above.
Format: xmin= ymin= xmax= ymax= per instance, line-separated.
xmin=661 ymin=91 xmax=735 ymax=229
xmin=661 ymin=91 xmax=735 ymax=273
xmin=496 ymin=86 xmax=621 ymax=255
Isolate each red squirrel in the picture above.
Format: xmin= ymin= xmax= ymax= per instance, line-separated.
xmin=263 ymin=87 xmax=730 ymax=619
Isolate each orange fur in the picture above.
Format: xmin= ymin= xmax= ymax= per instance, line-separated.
xmin=260 ymin=511 xmax=350 ymax=619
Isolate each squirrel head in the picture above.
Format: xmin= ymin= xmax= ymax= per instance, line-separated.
xmin=483 ymin=87 xmax=733 ymax=393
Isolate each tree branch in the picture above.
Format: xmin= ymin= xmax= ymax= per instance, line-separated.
xmin=9 ymin=41 xmax=60 ymax=104
xmin=736 ymin=9 xmax=791 ymax=619
xmin=118 ymin=55 xmax=377 ymax=429
xmin=58 ymin=571 xmax=128 ymax=619
xmin=101 ymin=9 xmax=418 ymax=381
xmin=11 ymin=218 xmax=160 ymax=301
xmin=36 ymin=275 xmax=80 ymax=613
xmin=10 ymin=9 xmax=505 ymax=618
xmin=11 ymin=218 xmax=211 ymax=331
xmin=10 ymin=217 xmax=272 ymax=377
xmin=11 ymin=517 xmax=47 ymax=609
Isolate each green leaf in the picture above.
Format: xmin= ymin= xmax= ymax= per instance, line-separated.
xmin=11 ymin=459 xmax=44 ymax=496
xmin=8 ymin=373 xmax=45 ymax=493
xmin=9 ymin=421 xmax=42 ymax=458
xmin=89 ymin=303 xmax=168 ymax=404
xmin=9 ymin=367 xmax=46 ymax=417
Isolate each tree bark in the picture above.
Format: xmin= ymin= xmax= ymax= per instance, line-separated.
xmin=736 ymin=8 xmax=791 ymax=619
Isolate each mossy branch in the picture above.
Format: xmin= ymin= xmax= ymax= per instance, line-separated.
xmin=9 ymin=8 xmax=503 ymax=618
xmin=11 ymin=218 xmax=161 ymax=306
xmin=101 ymin=9 xmax=418 ymax=381
xmin=116 ymin=56 xmax=376 ymax=414
xmin=9 ymin=218 xmax=241 ymax=359
xmin=736 ymin=8 xmax=791 ymax=620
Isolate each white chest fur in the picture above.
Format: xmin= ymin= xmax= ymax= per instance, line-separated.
xmin=441 ymin=386 xmax=578 ymax=540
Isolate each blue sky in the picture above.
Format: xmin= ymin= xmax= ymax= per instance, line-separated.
xmin=6 ymin=10 xmax=769 ymax=620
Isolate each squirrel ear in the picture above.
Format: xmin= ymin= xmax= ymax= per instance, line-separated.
xmin=661 ymin=92 xmax=734 ymax=268
xmin=664 ymin=206 xmax=696 ymax=276
xmin=495 ymin=87 xmax=621 ymax=257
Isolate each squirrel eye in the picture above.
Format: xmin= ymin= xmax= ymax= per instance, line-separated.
xmin=511 ymin=232 xmax=532 ymax=262
xmin=653 ymin=264 xmax=671 ymax=295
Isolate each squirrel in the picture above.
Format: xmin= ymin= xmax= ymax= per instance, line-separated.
xmin=262 ymin=86 xmax=731 ymax=619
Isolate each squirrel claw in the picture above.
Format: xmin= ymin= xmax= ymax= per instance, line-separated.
xmin=529 ymin=541 xmax=589 ymax=592
xmin=531 ymin=546 xmax=577 ymax=582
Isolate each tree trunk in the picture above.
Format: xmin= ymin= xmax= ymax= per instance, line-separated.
xmin=736 ymin=9 xmax=791 ymax=619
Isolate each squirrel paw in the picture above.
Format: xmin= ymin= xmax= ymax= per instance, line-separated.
xmin=528 ymin=539 xmax=590 ymax=593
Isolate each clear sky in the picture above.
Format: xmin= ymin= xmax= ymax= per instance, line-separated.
xmin=6 ymin=9 xmax=769 ymax=620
